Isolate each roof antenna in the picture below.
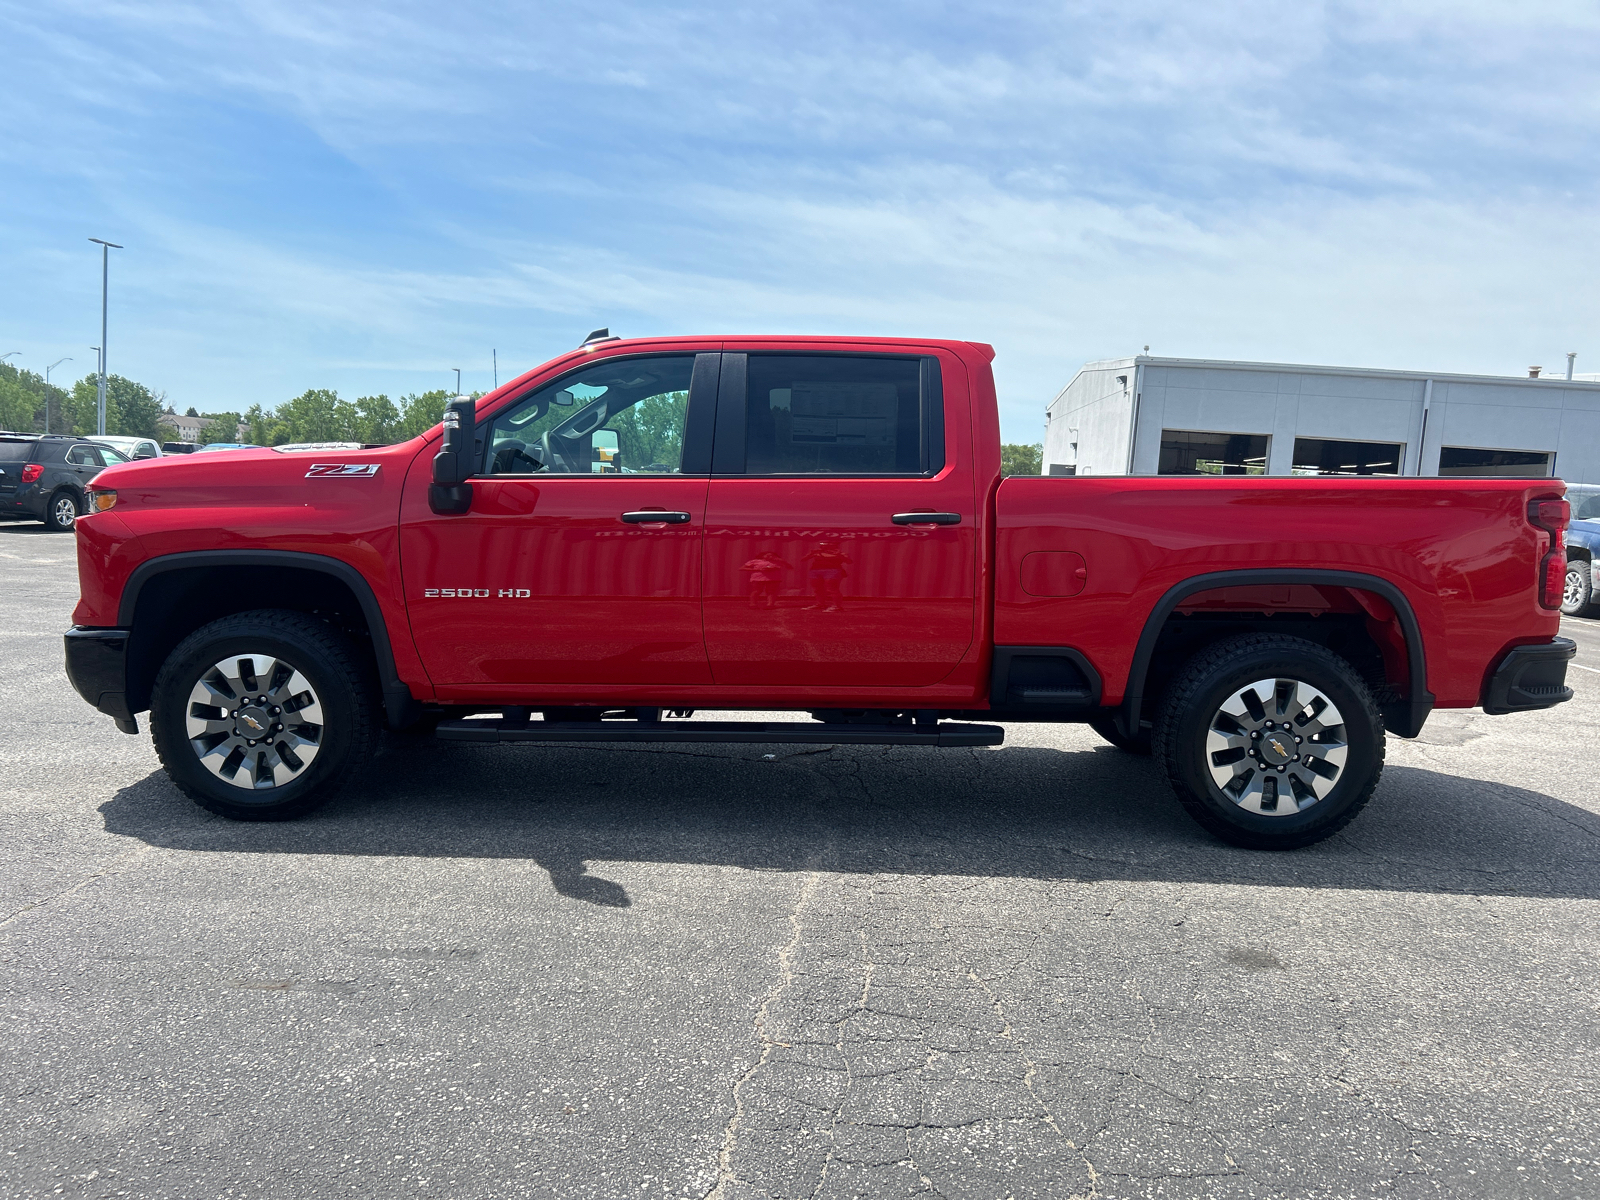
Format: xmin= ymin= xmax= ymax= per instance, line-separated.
xmin=580 ymin=327 xmax=620 ymax=348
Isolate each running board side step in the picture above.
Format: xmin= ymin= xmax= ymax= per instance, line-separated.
xmin=435 ymin=719 xmax=1004 ymax=748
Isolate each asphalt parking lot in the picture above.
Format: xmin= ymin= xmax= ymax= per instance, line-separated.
xmin=3 ymin=520 xmax=1598 ymax=1199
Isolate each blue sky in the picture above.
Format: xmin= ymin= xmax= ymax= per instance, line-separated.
xmin=3 ymin=0 xmax=1598 ymax=440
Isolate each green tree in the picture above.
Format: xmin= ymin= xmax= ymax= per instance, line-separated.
xmin=0 ymin=364 xmax=58 ymax=433
xmin=277 ymin=388 xmax=361 ymax=443
xmin=62 ymin=374 xmax=166 ymax=438
xmin=111 ymin=377 xmax=166 ymax=439
xmin=397 ymin=390 xmax=452 ymax=440
xmin=1000 ymin=442 xmax=1043 ymax=477
xmin=197 ymin=413 xmax=243 ymax=445
xmin=66 ymin=376 xmax=102 ymax=436
xmin=0 ymin=374 xmax=38 ymax=432
xmin=611 ymin=391 xmax=688 ymax=470
xmin=353 ymin=394 xmax=400 ymax=444
xmin=243 ymin=403 xmax=287 ymax=447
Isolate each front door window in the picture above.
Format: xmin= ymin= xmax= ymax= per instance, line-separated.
xmin=487 ymin=357 xmax=695 ymax=476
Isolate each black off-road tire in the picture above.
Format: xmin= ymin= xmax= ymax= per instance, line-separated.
xmin=1562 ymin=558 xmax=1595 ymax=617
xmin=150 ymin=610 xmax=379 ymax=821
xmin=1154 ymin=634 xmax=1385 ymax=850
xmin=44 ymin=490 xmax=79 ymax=532
xmin=1088 ymin=716 xmax=1153 ymax=756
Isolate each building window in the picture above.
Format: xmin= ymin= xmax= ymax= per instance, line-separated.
xmin=1438 ymin=447 xmax=1554 ymax=478
xmin=1158 ymin=430 xmax=1268 ymax=476
xmin=1291 ymin=438 xmax=1404 ymax=476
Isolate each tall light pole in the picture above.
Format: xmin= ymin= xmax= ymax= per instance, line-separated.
xmin=46 ymin=358 xmax=72 ymax=435
xmin=88 ymin=238 xmax=123 ymax=436
xmin=453 ymin=368 xmax=462 ymax=397
xmin=0 ymin=352 xmax=18 ymax=362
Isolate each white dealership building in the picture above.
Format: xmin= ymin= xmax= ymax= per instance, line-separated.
xmin=1042 ymin=355 xmax=1600 ymax=514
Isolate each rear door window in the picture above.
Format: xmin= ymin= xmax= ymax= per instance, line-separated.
xmin=736 ymin=355 xmax=940 ymax=475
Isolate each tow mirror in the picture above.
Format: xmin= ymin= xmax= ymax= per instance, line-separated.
xmin=591 ymin=429 xmax=620 ymax=473
xmin=430 ymin=396 xmax=477 ymax=514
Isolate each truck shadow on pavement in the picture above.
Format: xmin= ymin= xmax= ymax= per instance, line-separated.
xmin=101 ymin=737 xmax=1600 ymax=907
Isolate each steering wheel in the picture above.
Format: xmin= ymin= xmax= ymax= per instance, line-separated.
xmin=538 ymin=430 xmax=570 ymax=474
xmin=491 ymin=439 xmax=544 ymax=474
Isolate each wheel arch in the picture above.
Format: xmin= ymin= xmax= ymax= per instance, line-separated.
xmin=119 ymin=551 xmax=417 ymax=726
xmin=1120 ymin=569 xmax=1434 ymax=741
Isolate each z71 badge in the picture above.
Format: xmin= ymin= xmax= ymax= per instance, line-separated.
xmin=305 ymin=463 xmax=381 ymax=478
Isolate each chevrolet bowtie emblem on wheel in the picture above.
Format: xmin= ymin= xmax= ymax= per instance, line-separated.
xmin=305 ymin=463 xmax=381 ymax=478
xmin=241 ymin=714 xmax=264 ymax=731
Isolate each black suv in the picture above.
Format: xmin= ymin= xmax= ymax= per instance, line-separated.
xmin=0 ymin=435 xmax=130 ymax=531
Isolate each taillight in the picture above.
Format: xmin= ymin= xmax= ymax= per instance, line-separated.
xmin=1529 ymin=498 xmax=1570 ymax=536
xmin=20 ymin=463 xmax=41 ymax=484
xmin=1529 ymin=496 xmax=1571 ymax=609
xmin=1542 ymin=551 xmax=1566 ymax=609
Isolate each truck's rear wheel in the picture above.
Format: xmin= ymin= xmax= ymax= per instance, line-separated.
xmin=1154 ymin=635 xmax=1384 ymax=850
xmin=150 ymin=610 xmax=378 ymax=821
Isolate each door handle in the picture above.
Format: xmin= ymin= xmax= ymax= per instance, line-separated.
xmin=891 ymin=512 xmax=962 ymax=525
xmin=621 ymin=510 xmax=692 ymax=524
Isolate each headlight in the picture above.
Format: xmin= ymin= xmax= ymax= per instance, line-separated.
xmin=87 ymin=488 xmax=117 ymax=512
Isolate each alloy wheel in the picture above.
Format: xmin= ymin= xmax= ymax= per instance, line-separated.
xmin=184 ymin=653 xmax=324 ymax=789
xmin=1203 ymin=677 xmax=1348 ymax=816
xmin=54 ymin=495 xmax=77 ymax=527
xmin=1565 ymin=567 xmax=1585 ymax=609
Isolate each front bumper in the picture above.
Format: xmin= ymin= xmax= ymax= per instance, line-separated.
xmin=64 ymin=626 xmax=139 ymax=733
xmin=1481 ymin=637 xmax=1576 ymax=715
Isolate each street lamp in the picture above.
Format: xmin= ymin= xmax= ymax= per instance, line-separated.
xmin=88 ymin=238 xmax=123 ymax=437
xmin=0 ymin=352 xmax=18 ymax=362
xmin=453 ymin=368 xmax=462 ymax=397
xmin=46 ymin=358 xmax=72 ymax=434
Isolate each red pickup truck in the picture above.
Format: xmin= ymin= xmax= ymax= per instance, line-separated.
xmin=64 ymin=334 xmax=1576 ymax=849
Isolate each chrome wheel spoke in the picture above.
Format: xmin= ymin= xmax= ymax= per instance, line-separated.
xmin=185 ymin=650 xmax=323 ymax=791
xmin=1205 ymin=675 xmax=1345 ymax=816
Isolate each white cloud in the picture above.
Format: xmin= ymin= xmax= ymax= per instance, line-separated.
xmin=2 ymin=0 xmax=1597 ymax=435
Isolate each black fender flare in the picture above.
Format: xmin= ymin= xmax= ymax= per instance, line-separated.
xmin=119 ymin=549 xmax=418 ymax=726
xmin=1119 ymin=568 xmax=1434 ymax=740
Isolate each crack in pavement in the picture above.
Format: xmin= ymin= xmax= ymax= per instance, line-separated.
xmin=0 ymin=844 xmax=154 ymax=930
xmin=705 ymin=869 xmax=820 ymax=1200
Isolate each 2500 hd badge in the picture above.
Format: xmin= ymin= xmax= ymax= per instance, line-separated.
xmin=422 ymin=588 xmax=533 ymax=598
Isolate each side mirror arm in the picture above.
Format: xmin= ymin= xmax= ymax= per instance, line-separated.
xmin=429 ymin=397 xmax=477 ymax=515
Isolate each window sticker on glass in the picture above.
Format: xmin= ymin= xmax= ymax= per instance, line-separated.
xmin=787 ymin=382 xmax=898 ymax=447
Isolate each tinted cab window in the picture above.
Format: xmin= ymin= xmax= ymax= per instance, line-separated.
xmin=743 ymin=355 xmax=936 ymax=475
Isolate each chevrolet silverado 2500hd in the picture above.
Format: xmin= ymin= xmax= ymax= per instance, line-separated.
xmin=64 ymin=335 xmax=1576 ymax=848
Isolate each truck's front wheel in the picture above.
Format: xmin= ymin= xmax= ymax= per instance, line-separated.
xmin=150 ymin=610 xmax=378 ymax=821
xmin=1154 ymin=635 xmax=1384 ymax=850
